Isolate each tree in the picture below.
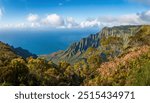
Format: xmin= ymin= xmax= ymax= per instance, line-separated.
xmin=0 ymin=58 xmax=29 ymax=85
xmin=58 ymin=61 xmax=70 ymax=72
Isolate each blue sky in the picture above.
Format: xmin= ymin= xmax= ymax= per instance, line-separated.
xmin=0 ymin=0 xmax=150 ymax=30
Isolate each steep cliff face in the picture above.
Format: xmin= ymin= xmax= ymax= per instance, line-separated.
xmin=44 ymin=25 xmax=142 ymax=63
xmin=63 ymin=33 xmax=100 ymax=58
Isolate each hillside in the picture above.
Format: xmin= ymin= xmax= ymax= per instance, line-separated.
xmin=0 ymin=41 xmax=19 ymax=66
xmin=12 ymin=47 xmax=37 ymax=59
xmin=0 ymin=41 xmax=37 ymax=65
xmin=0 ymin=41 xmax=82 ymax=86
xmin=0 ymin=41 xmax=37 ymax=58
xmin=43 ymin=25 xmax=142 ymax=63
xmin=85 ymin=45 xmax=150 ymax=86
xmin=0 ymin=25 xmax=150 ymax=86
xmin=85 ymin=25 xmax=150 ymax=86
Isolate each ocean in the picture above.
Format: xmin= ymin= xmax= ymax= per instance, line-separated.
xmin=0 ymin=28 xmax=99 ymax=55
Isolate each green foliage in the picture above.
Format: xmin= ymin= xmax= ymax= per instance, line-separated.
xmin=126 ymin=53 xmax=150 ymax=86
xmin=58 ymin=61 xmax=70 ymax=72
xmin=84 ymin=47 xmax=98 ymax=57
xmin=27 ymin=58 xmax=49 ymax=71
xmin=100 ymin=36 xmax=123 ymax=47
xmin=0 ymin=42 xmax=18 ymax=65
xmin=0 ymin=25 xmax=150 ymax=86
xmin=129 ymin=25 xmax=150 ymax=46
xmin=100 ymin=36 xmax=123 ymax=59
xmin=87 ymin=54 xmax=102 ymax=69
xmin=0 ymin=58 xmax=29 ymax=85
xmin=86 ymin=47 xmax=150 ymax=86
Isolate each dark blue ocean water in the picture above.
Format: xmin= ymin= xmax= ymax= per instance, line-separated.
xmin=0 ymin=28 xmax=99 ymax=55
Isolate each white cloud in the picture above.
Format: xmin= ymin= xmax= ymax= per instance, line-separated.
xmin=97 ymin=16 xmax=117 ymax=23
xmin=14 ymin=23 xmax=26 ymax=28
xmin=137 ymin=10 xmax=150 ymax=22
xmin=27 ymin=14 xmax=39 ymax=22
xmin=26 ymin=13 xmax=41 ymax=28
xmin=95 ymin=14 xmax=144 ymax=27
xmin=80 ymin=19 xmax=101 ymax=28
xmin=1 ymin=10 xmax=150 ymax=30
xmin=0 ymin=23 xmax=26 ymax=29
xmin=118 ymin=14 xmax=140 ymax=24
xmin=66 ymin=17 xmax=79 ymax=28
xmin=66 ymin=17 xmax=75 ymax=23
xmin=42 ymin=14 xmax=64 ymax=27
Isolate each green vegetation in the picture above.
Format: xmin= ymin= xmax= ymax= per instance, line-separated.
xmin=126 ymin=52 xmax=150 ymax=86
xmin=86 ymin=47 xmax=150 ymax=86
xmin=0 ymin=25 xmax=150 ymax=86
xmin=100 ymin=36 xmax=123 ymax=59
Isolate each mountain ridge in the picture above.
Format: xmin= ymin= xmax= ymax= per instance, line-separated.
xmin=42 ymin=25 xmax=142 ymax=63
xmin=0 ymin=41 xmax=37 ymax=60
xmin=0 ymin=25 xmax=150 ymax=86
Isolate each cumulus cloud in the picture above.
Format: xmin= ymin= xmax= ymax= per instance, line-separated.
xmin=79 ymin=14 xmax=142 ymax=28
xmin=98 ymin=14 xmax=141 ymax=25
xmin=65 ymin=17 xmax=79 ymax=28
xmin=137 ymin=10 xmax=150 ymax=22
xmin=2 ymin=10 xmax=150 ymax=30
xmin=80 ymin=19 xmax=101 ymax=28
xmin=27 ymin=14 xmax=39 ymax=22
xmin=42 ymin=14 xmax=64 ymax=27
xmin=26 ymin=13 xmax=41 ymax=28
xmin=118 ymin=14 xmax=140 ymax=24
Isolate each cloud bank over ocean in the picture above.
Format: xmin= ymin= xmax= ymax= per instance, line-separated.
xmin=0 ymin=0 xmax=150 ymax=30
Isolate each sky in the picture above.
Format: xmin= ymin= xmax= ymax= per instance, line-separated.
xmin=0 ymin=0 xmax=150 ymax=30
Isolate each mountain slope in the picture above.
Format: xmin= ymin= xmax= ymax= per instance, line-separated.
xmin=99 ymin=45 xmax=149 ymax=77
xmin=43 ymin=25 xmax=142 ymax=63
xmin=86 ymin=25 xmax=150 ymax=86
xmin=12 ymin=47 xmax=37 ymax=59
xmin=86 ymin=45 xmax=150 ymax=86
xmin=0 ymin=41 xmax=37 ymax=63
xmin=0 ymin=41 xmax=19 ymax=66
xmin=0 ymin=25 xmax=150 ymax=86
